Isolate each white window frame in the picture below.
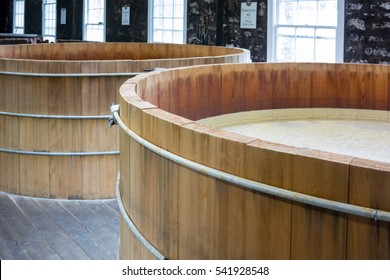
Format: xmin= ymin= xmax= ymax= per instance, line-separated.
xmin=83 ymin=0 xmax=106 ymax=42
xmin=267 ymin=0 xmax=344 ymax=63
xmin=13 ymin=0 xmax=25 ymax=34
xmin=42 ymin=0 xmax=57 ymax=42
xmin=148 ymin=0 xmax=187 ymax=44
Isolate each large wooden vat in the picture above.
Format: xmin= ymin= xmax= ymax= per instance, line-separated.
xmin=0 ymin=42 xmax=250 ymax=199
xmin=117 ymin=63 xmax=390 ymax=259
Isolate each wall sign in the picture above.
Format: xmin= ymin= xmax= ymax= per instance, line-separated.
xmin=240 ymin=1 xmax=257 ymax=29
xmin=60 ymin=8 xmax=66 ymax=25
xmin=122 ymin=5 xmax=130 ymax=26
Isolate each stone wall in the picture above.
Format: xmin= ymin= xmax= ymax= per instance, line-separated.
xmin=187 ymin=0 xmax=218 ymax=45
xmin=187 ymin=0 xmax=267 ymax=62
xmin=224 ymin=0 xmax=267 ymax=62
xmin=106 ymin=0 xmax=147 ymax=42
xmin=24 ymin=0 xmax=42 ymax=35
xmin=344 ymin=1 xmax=390 ymax=64
xmin=0 ymin=0 xmax=13 ymax=33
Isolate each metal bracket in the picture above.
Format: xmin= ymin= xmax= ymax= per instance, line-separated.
xmin=108 ymin=104 xmax=120 ymax=128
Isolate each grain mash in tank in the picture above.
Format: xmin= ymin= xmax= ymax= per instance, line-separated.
xmin=198 ymin=108 xmax=390 ymax=163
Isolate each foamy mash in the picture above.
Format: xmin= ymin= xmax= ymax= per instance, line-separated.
xmin=198 ymin=108 xmax=390 ymax=163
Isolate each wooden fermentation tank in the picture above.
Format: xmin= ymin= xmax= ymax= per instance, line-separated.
xmin=0 ymin=42 xmax=250 ymax=199
xmin=117 ymin=63 xmax=390 ymax=259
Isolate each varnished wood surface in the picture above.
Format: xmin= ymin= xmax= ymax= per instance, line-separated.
xmin=0 ymin=191 xmax=119 ymax=260
xmin=0 ymin=42 xmax=250 ymax=62
xmin=118 ymin=63 xmax=390 ymax=260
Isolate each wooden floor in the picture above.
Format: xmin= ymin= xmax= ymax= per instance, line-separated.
xmin=0 ymin=191 xmax=120 ymax=260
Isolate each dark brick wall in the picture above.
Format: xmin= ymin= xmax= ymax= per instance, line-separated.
xmin=187 ymin=0 xmax=267 ymax=62
xmin=344 ymin=1 xmax=390 ymax=64
xmin=187 ymin=0 xmax=218 ymax=45
xmin=24 ymin=0 xmax=42 ymax=34
xmin=224 ymin=0 xmax=267 ymax=62
xmin=106 ymin=0 xmax=147 ymax=42
xmin=0 ymin=0 xmax=13 ymax=33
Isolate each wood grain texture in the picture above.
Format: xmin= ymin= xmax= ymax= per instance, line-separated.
xmin=348 ymin=159 xmax=390 ymax=259
xmin=244 ymin=140 xmax=295 ymax=259
xmin=290 ymin=150 xmax=352 ymax=259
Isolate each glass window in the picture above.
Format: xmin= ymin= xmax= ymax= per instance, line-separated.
xmin=42 ymin=0 xmax=56 ymax=42
xmin=268 ymin=0 xmax=344 ymax=62
xmin=84 ymin=0 xmax=105 ymax=42
xmin=13 ymin=0 xmax=25 ymax=34
xmin=148 ymin=0 xmax=186 ymax=44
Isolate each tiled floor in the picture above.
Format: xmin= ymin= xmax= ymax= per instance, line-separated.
xmin=0 ymin=191 xmax=120 ymax=260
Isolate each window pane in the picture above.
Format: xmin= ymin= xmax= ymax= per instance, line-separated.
xmin=14 ymin=0 xmax=25 ymax=34
xmin=276 ymin=27 xmax=296 ymax=62
xmin=315 ymin=29 xmax=336 ymax=62
xmin=297 ymin=1 xmax=317 ymax=26
xmin=43 ymin=1 xmax=57 ymax=42
xmin=154 ymin=30 xmax=163 ymax=42
xmin=275 ymin=0 xmax=338 ymax=62
xmin=16 ymin=1 xmax=23 ymax=12
xmin=163 ymin=31 xmax=173 ymax=43
xmin=154 ymin=18 xmax=163 ymax=29
xmin=154 ymin=5 xmax=163 ymax=17
xmin=278 ymin=26 xmax=295 ymax=37
xmin=296 ymin=38 xmax=314 ymax=62
xmin=174 ymin=4 xmax=184 ymax=18
xmin=86 ymin=24 xmax=103 ymax=41
xmin=150 ymin=0 xmax=185 ymax=44
xmin=279 ymin=2 xmax=297 ymax=25
xmin=85 ymin=0 xmax=105 ymax=41
xmin=296 ymin=27 xmax=314 ymax=38
xmin=88 ymin=10 xmax=103 ymax=23
xmin=174 ymin=19 xmax=183 ymax=30
xmin=173 ymin=31 xmax=183 ymax=43
xmin=317 ymin=1 xmax=337 ymax=26
xmin=297 ymin=28 xmax=323 ymax=61
xmin=315 ymin=38 xmax=336 ymax=62
xmin=164 ymin=5 xmax=173 ymax=18
xmin=164 ymin=18 xmax=173 ymax=30
xmin=316 ymin=28 xmax=335 ymax=39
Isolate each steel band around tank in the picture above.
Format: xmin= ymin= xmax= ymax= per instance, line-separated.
xmin=0 ymin=110 xmax=111 ymax=119
xmin=0 ymin=71 xmax=141 ymax=77
xmin=0 ymin=148 xmax=119 ymax=156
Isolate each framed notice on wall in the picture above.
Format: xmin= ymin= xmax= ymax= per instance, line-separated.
xmin=122 ymin=5 xmax=130 ymax=25
xmin=60 ymin=8 xmax=66 ymax=25
xmin=240 ymin=1 xmax=257 ymax=29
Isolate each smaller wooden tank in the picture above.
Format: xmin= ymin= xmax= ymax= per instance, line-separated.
xmin=0 ymin=42 xmax=250 ymax=199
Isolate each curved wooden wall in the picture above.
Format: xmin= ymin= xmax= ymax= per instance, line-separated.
xmin=0 ymin=43 xmax=250 ymax=199
xmin=119 ymin=63 xmax=390 ymax=259
xmin=0 ymin=42 xmax=250 ymax=62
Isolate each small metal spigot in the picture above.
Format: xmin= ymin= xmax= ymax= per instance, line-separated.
xmin=108 ymin=116 xmax=117 ymax=128
xmin=109 ymin=104 xmax=120 ymax=128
